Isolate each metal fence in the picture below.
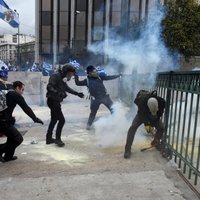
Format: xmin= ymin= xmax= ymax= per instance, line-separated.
xmin=156 ymin=71 xmax=200 ymax=186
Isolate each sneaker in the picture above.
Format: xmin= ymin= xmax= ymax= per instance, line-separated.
xmin=2 ymin=156 xmax=18 ymax=162
xmin=86 ymin=125 xmax=91 ymax=130
xmin=0 ymin=154 xmax=4 ymax=162
xmin=124 ymin=151 xmax=131 ymax=159
xmin=55 ymin=140 xmax=65 ymax=147
xmin=46 ymin=138 xmax=56 ymax=145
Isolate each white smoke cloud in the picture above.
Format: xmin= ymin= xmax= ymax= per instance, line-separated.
xmin=94 ymin=101 xmax=149 ymax=147
xmin=89 ymin=7 xmax=178 ymax=76
xmin=89 ymin=6 xmax=179 ymax=147
xmin=94 ymin=102 xmax=130 ymax=147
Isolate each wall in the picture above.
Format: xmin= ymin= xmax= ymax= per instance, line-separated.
xmin=8 ymin=71 xmax=43 ymax=105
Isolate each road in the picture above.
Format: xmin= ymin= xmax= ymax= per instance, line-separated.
xmin=0 ymin=99 xmax=199 ymax=200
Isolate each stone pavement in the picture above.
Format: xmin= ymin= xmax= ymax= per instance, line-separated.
xmin=0 ymin=99 xmax=199 ymax=200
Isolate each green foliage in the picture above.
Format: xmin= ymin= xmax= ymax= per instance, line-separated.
xmin=162 ymin=0 xmax=200 ymax=60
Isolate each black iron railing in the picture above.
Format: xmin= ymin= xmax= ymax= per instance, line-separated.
xmin=156 ymin=71 xmax=200 ymax=186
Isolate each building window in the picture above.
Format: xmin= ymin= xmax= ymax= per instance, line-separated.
xmin=74 ymin=0 xmax=87 ymax=50
xmin=94 ymin=0 xmax=105 ymax=11
xmin=111 ymin=0 xmax=121 ymax=26
xmin=77 ymin=0 xmax=87 ymax=11
xmin=92 ymin=0 xmax=105 ymax=41
xmin=41 ymin=11 xmax=52 ymax=26
xmin=130 ymin=0 xmax=140 ymax=22
xmin=59 ymin=12 xmax=69 ymax=26
xmin=76 ymin=12 xmax=86 ymax=40
xmin=58 ymin=0 xmax=70 ymax=53
xmin=42 ymin=40 xmax=51 ymax=54
xmin=42 ymin=26 xmax=51 ymax=40
xmin=59 ymin=0 xmax=69 ymax=11
xmin=42 ymin=0 xmax=51 ymax=11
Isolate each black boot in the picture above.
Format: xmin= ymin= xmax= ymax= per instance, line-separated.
xmin=46 ymin=138 xmax=56 ymax=144
xmin=55 ymin=139 xmax=65 ymax=147
xmin=124 ymin=145 xmax=131 ymax=159
xmin=124 ymin=150 xmax=131 ymax=159
xmin=2 ymin=156 xmax=18 ymax=162
xmin=46 ymin=132 xmax=56 ymax=144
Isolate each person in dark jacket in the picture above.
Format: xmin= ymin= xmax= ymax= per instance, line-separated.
xmin=75 ymin=65 xmax=120 ymax=130
xmin=46 ymin=63 xmax=84 ymax=147
xmin=0 ymin=81 xmax=43 ymax=162
xmin=124 ymin=91 xmax=165 ymax=159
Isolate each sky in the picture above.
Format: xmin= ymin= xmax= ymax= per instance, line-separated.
xmin=0 ymin=0 xmax=35 ymax=35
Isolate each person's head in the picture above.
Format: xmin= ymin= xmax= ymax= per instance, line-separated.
xmin=147 ymin=97 xmax=158 ymax=116
xmin=60 ymin=63 xmax=75 ymax=81
xmin=0 ymin=70 xmax=8 ymax=81
xmin=86 ymin=65 xmax=99 ymax=78
xmin=13 ymin=81 xmax=25 ymax=94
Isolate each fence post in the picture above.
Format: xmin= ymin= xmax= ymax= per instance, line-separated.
xmin=162 ymin=71 xmax=173 ymax=158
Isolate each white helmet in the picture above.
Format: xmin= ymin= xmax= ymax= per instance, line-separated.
xmin=147 ymin=97 xmax=158 ymax=116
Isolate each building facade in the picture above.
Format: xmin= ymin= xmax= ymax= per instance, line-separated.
xmin=36 ymin=0 xmax=164 ymax=65
xmin=0 ymin=43 xmax=17 ymax=64
xmin=0 ymin=34 xmax=35 ymax=66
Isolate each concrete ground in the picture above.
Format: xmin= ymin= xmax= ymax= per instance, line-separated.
xmin=0 ymin=99 xmax=199 ymax=200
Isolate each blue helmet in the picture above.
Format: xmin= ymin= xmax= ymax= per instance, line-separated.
xmin=0 ymin=70 xmax=8 ymax=78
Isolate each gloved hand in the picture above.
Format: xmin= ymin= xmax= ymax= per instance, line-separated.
xmin=77 ymin=92 xmax=84 ymax=98
xmin=34 ymin=117 xmax=44 ymax=125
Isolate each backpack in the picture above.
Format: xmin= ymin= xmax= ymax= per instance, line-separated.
xmin=134 ymin=90 xmax=157 ymax=106
xmin=0 ymin=90 xmax=8 ymax=112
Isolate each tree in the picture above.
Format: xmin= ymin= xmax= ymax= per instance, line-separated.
xmin=162 ymin=0 xmax=200 ymax=60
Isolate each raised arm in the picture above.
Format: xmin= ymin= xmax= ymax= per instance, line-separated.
xmin=74 ymin=74 xmax=88 ymax=86
xmin=100 ymin=75 xmax=120 ymax=81
xmin=65 ymin=83 xmax=84 ymax=98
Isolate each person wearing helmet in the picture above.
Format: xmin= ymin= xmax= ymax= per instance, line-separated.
xmin=124 ymin=91 xmax=165 ymax=159
xmin=0 ymin=69 xmax=12 ymax=90
xmin=74 ymin=65 xmax=121 ymax=130
xmin=46 ymin=63 xmax=84 ymax=147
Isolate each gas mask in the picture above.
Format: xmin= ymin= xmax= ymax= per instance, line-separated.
xmin=90 ymin=71 xmax=99 ymax=78
xmin=63 ymin=75 xmax=72 ymax=82
xmin=62 ymin=77 xmax=68 ymax=82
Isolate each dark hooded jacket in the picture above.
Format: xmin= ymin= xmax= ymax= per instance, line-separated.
xmin=75 ymin=75 xmax=120 ymax=99
xmin=134 ymin=95 xmax=165 ymax=124
xmin=46 ymin=73 xmax=78 ymax=102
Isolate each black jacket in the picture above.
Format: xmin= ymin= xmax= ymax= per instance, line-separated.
xmin=0 ymin=90 xmax=38 ymax=122
xmin=46 ymin=73 xmax=79 ymax=102
xmin=75 ymin=75 xmax=120 ymax=99
xmin=135 ymin=95 xmax=165 ymax=124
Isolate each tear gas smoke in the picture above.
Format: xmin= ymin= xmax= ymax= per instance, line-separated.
xmin=89 ymin=7 xmax=178 ymax=81
xmin=90 ymin=6 xmax=179 ymax=147
xmin=94 ymin=102 xmax=129 ymax=147
xmin=94 ymin=102 xmax=147 ymax=147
